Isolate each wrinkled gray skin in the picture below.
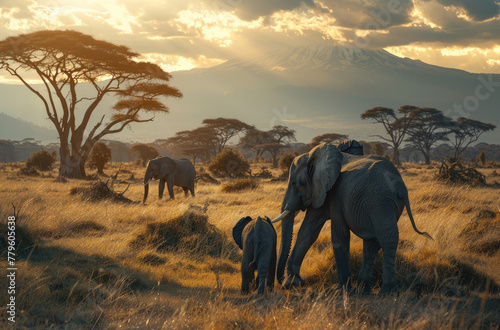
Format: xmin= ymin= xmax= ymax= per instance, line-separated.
xmin=276 ymin=142 xmax=432 ymax=295
xmin=143 ymin=157 xmax=195 ymax=203
xmin=233 ymin=217 xmax=277 ymax=295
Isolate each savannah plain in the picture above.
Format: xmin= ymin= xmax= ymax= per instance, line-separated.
xmin=0 ymin=160 xmax=499 ymax=329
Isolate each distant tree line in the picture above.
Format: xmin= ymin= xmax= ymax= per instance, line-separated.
xmin=361 ymin=106 xmax=496 ymax=165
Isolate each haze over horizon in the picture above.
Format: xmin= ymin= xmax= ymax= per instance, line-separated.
xmin=0 ymin=1 xmax=499 ymax=145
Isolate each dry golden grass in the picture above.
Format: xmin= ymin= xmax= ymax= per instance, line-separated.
xmin=0 ymin=162 xmax=499 ymax=328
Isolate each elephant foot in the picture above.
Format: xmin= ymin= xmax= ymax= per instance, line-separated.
xmin=357 ymin=279 xmax=372 ymax=295
xmin=378 ymin=282 xmax=398 ymax=296
xmin=283 ymin=274 xmax=305 ymax=289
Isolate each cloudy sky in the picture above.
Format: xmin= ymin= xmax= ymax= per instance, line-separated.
xmin=1 ymin=0 xmax=500 ymax=81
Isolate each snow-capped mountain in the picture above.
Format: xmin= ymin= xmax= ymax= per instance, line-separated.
xmin=0 ymin=44 xmax=498 ymax=144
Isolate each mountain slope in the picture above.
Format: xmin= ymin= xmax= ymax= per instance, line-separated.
xmin=0 ymin=44 xmax=498 ymax=144
xmin=0 ymin=112 xmax=56 ymax=141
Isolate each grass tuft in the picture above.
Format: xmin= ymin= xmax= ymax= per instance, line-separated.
xmin=130 ymin=211 xmax=239 ymax=261
xmin=221 ymin=178 xmax=259 ymax=193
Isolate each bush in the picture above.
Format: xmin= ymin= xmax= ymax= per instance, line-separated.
xmin=278 ymin=152 xmax=296 ymax=174
xmin=70 ymin=180 xmax=133 ymax=204
xmin=88 ymin=142 xmax=112 ymax=174
xmin=221 ymin=178 xmax=259 ymax=193
xmin=19 ymin=166 xmax=40 ymax=176
xmin=437 ymin=160 xmax=486 ymax=186
xmin=208 ymin=148 xmax=249 ymax=177
xmin=130 ymin=211 xmax=239 ymax=261
xmin=26 ymin=149 xmax=56 ymax=171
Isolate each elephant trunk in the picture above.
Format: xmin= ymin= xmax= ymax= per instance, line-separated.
xmin=143 ymin=167 xmax=152 ymax=204
xmin=276 ymin=209 xmax=295 ymax=284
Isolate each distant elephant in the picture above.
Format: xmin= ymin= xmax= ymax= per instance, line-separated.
xmin=271 ymin=140 xmax=432 ymax=295
xmin=143 ymin=157 xmax=195 ymax=203
xmin=233 ymin=216 xmax=277 ymax=294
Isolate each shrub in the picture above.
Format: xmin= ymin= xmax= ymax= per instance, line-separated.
xmin=437 ymin=160 xmax=486 ymax=186
xmin=476 ymin=151 xmax=487 ymax=166
xmin=70 ymin=180 xmax=133 ymax=204
xmin=278 ymin=152 xmax=296 ymax=174
xmin=130 ymin=211 xmax=239 ymax=261
xmin=88 ymin=142 xmax=112 ymax=174
xmin=19 ymin=166 xmax=40 ymax=176
xmin=221 ymin=178 xmax=259 ymax=193
xmin=26 ymin=149 xmax=56 ymax=171
xmin=208 ymin=148 xmax=249 ymax=177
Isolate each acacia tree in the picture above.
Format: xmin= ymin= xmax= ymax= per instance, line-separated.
xmin=449 ymin=117 xmax=496 ymax=160
xmin=0 ymin=30 xmax=182 ymax=178
xmin=163 ymin=127 xmax=218 ymax=164
xmin=131 ymin=144 xmax=159 ymax=166
xmin=239 ymin=125 xmax=296 ymax=167
xmin=202 ymin=118 xmax=254 ymax=154
xmin=406 ymin=108 xmax=453 ymax=165
xmin=310 ymin=133 xmax=348 ymax=147
xmin=361 ymin=105 xmax=417 ymax=165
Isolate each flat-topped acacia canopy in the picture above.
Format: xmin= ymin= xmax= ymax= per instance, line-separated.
xmin=0 ymin=30 xmax=182 ymax=178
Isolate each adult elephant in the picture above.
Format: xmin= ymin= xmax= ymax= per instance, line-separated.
xmin=143 ymin=157 xmax=195 ymax=203
xmin=272 ymin=141 xmax=432 ymax=295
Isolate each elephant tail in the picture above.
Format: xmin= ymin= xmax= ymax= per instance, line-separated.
xmin=401 ymin=190 xmax=433 ymax=240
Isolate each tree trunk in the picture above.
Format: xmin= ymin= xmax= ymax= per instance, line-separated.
xmin=59 ymin=153 xmax=85 ymax=178
xmin=393 ymin=147 xmax=400 ymax=166
xmin=423 ymin=150 xmax=431 ymax=165
xmin=58 ymin=139 xmax=90 ymax=179
xmin=272 ymin=154 xmax=278 ymax=168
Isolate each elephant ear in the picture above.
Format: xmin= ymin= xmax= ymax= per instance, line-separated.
xmin=159 ymin=157 xmax=176 ymax=178
xmin=232 ymin=216 xmax=252 ymax=249
xmin=307 ymin=143 xmax=343 ymax=209
xmin=336 ymin=139 xmax=364 ymax=155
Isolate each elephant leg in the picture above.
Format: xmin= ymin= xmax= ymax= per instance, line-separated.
xmin=267 ymin=248 xmax=276 ymax=292
xmin=158 ymin=178 xmax=166 ymax=199
xmin=182 ymin=187 xmax=189 ymax=197
xmin=256 ymin=259 xmax=269 ymax=294
xmin=331 ymin=211 xmax=351 ymax=291
xmin=375 ymin=215 xmax=399 ymax=295
xmin=241 ymin=246 xmax=255 ymax=294
xmin=167 ymin=178 xmax=175 ymax=199
xmin=285 ymin=206 xmax=329 ymax=288
xmin=357 ymin=239 xmax=381 ymax=294
xmin=190 ymin=179 xmax=195 ymax=197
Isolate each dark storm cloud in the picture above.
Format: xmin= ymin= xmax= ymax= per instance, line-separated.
xmin=324 ymin=0 xmax=415 ymax=29
xmin=436 ymin=0 xmax=500 ymax=21
xmin=360 ymin=18 xmax=500 ymax=48
xmin=231 ymin=0 xmax=316 ymax=21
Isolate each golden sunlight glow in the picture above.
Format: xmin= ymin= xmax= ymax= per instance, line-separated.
xmin=270 ymin=9 xmax=345 ymax=41
xmin=137 ymin=53 xmax=226 ymax=72
xmin=176 ymin=9 xmax=262 ymax=47
xmin=386 ymin=45 xmax=500 ymax=74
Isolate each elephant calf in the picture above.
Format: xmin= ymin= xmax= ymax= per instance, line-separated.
xmin=232 ymin=216 xmax=277 ymax=295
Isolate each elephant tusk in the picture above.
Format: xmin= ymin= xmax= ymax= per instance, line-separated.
xmin=271 ymin=210 xmax=291 ymax=223
xmin=144 ymin=178 xmax=152 ymax=186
